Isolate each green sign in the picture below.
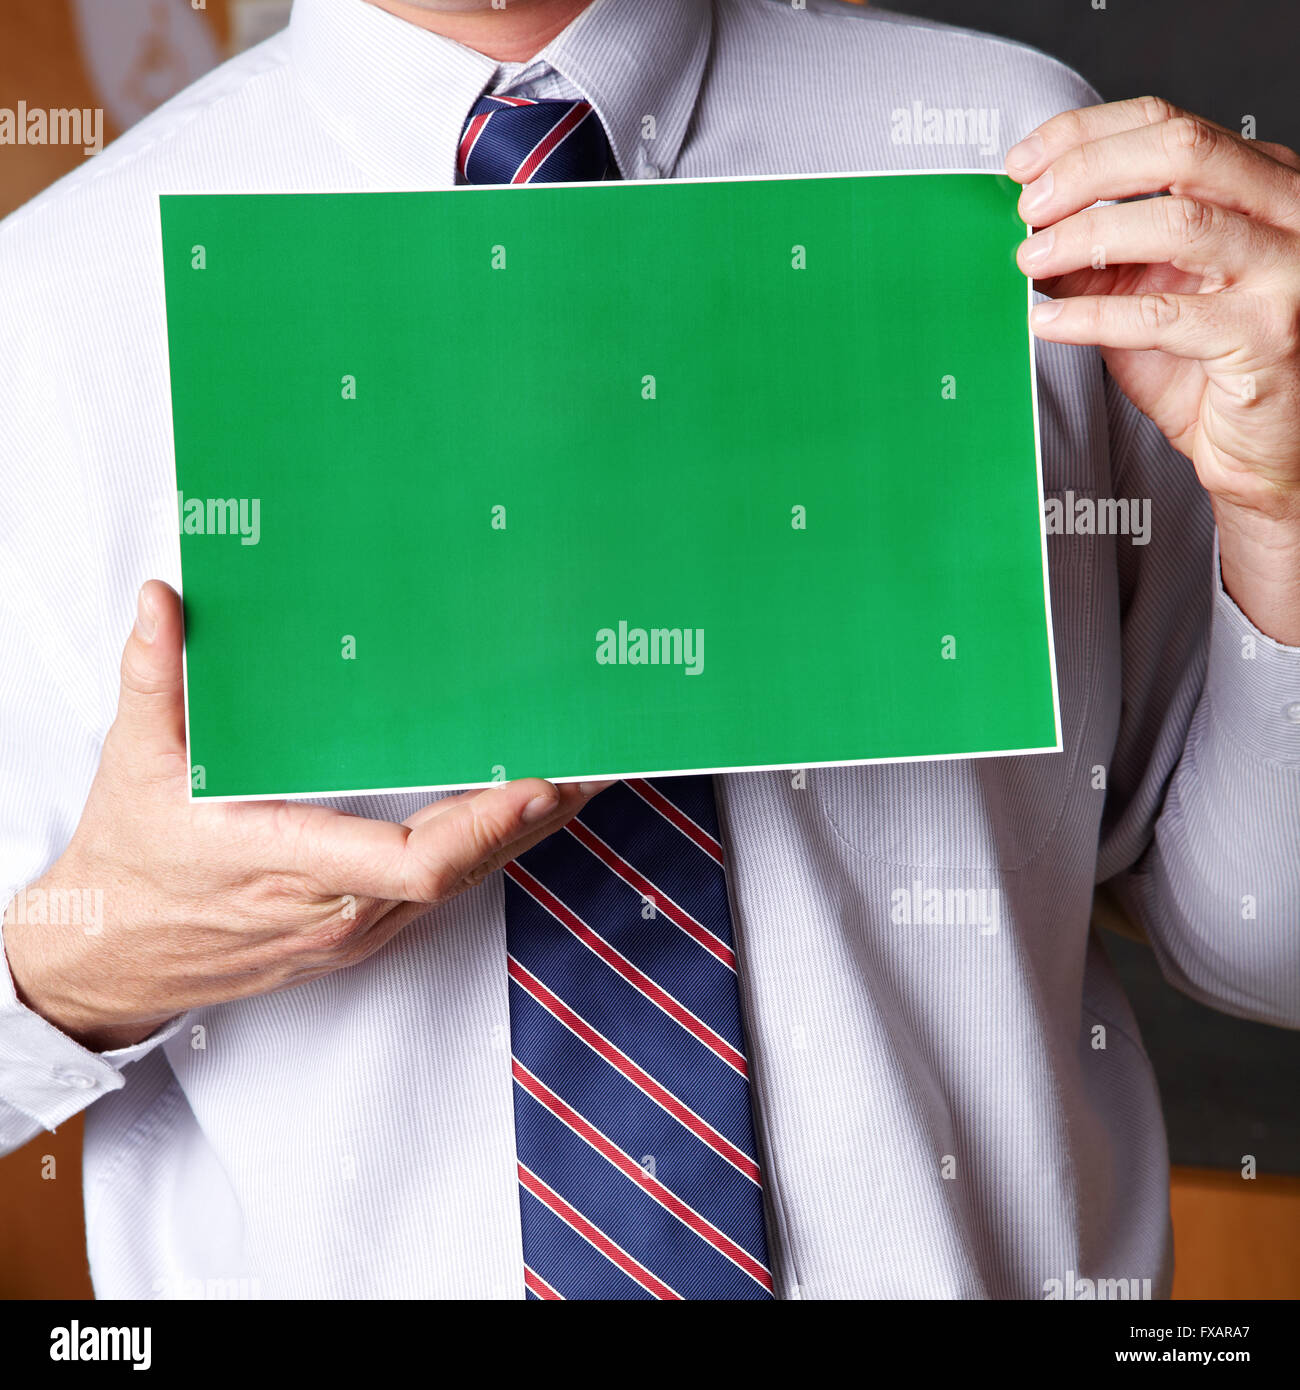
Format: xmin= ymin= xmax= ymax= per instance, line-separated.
xmin=160 ymin=173 xmax=1059 ymax=800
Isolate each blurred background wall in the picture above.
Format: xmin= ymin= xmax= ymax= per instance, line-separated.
xmin=1 ymin=0 xmax=1297 ymax=1299
xmin=0 ymin=0 xmax=292 ymax=220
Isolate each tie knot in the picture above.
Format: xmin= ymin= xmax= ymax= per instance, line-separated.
xmin=458 ymin=95 xmax=614 ymax=185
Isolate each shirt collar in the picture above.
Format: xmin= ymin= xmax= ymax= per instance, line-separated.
xmin=289 ymin=0 xmax=712 ymax=187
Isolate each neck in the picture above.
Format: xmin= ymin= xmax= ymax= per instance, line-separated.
xmin=363 ymin=1 xmax=594 ymax=62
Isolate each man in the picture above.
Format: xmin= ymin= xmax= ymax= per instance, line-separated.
xmin=1 ymin=0 xmax=1297 ymax=1300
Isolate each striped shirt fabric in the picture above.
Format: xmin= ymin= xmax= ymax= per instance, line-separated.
xmin=0 ymin=0 xmax=1298 ymax=1300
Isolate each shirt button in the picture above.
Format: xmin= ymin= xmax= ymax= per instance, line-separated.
xmin=639 ymin=160 xmax=662 ymax=180
xmin=53 ymin=1066 xmax=96 ymax=1090
xmin=1285 ymin=701 xmax=1300 ymax=725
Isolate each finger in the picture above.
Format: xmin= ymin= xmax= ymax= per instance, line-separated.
xmin=1016 ymin=196 xmax=1295 ymax=286
xmin=301 ymin=778 xmax=608 ymax=901
xmin=397 ymin=778 xmax=608 ymax=903
xmin=401 ymin=776 xmax=613 ymax=831
xmin=1007 ymin=96 xmax=1300 ymax=180
xmin=1007 ymin=97 xmax=1219 ymax=178
xmin=1032 ymin=265 xmax=1126 ymax=303
xmin=452 ymin=780 xmax=622 ymax=891
xmin=1029 ymin=290 xmax=1248 ymax=358
xmin=401 ymin=789 xmax=483 ymax=830
xmin=1254 ymin=140 xmax=1300 ymax=174
xmin=110 ymin=581 xmax=188 ymax=772
xmin=1016 ymin=117 xmax=1300 ymax=231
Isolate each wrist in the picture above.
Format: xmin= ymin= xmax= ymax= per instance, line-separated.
xmin=1212 ymin=499 xmax=1300 ymax=646
xmin=3 ymin=865 xmax=168 ymax=1053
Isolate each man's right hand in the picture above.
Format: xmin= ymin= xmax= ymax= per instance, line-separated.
xmin=2 ymin=580 xmax=609 ymax=1052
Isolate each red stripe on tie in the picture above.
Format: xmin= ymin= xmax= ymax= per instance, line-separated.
xmin=505 ymin=859 xmax=746 ymax=1075
xmin=517 ymin=1162 xmax=681 ymax=1300
xmin=457 ymin=111 xmax=490 ymax=179
xmin=523 ymin=1264 xmax=563 ymax=1300
xmin=562 ymin=819 xmax=736 ymax=971
xmin=514 ymin=1060 xmax=774 ymax=1293
xmin=512 ymin=100 xmax=593 ymax=183
xmin=507 ymin=954 xmax=762 ymax=1184
xmin=625 ymin=779 xmax=726 ymax=864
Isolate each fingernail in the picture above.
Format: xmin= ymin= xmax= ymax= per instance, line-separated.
xmin=1031 ymin=299 xmax=1065 ymax=325
xmin=522 ymin=792 xmax=559 ymax=823
xmin=1006 ymin=133 xmax=1044 ymax=175
xmin=1020 ymin=228 xmax=1054 ymax=266
xmin=135 ymin=587 xmax=157 ymax=642
xmin=1019 ymin=169 xmax=1053 ymax=214
xmin=578 ymin=779 xmax=617 ymax=796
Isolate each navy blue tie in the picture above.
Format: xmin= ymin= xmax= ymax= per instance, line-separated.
xmin=458 ymin=94 xmax=615 ymax=184
xmin=505 ymin=778 xmax=775 ymax=1300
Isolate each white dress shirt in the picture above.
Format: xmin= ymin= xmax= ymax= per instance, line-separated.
xmin=2 ymin=0 xmax=1298 ymax=1299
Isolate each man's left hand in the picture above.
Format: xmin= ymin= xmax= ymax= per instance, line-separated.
xmin=1006 ymin=96 xmax=1300 ymax=644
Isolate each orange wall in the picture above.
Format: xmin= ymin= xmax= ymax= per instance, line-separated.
xmin=0 ymin=0 xmax=235 ymax=218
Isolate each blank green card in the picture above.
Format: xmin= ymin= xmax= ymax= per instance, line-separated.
xmin=159 ymin=173 xmax=1059 ymax=800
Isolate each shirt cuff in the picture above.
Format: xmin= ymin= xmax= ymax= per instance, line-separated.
xmin=1204 ymin=531 xmax=1300 ymax=764
xmin=0 ymin=921 xmax=186 ymax=1132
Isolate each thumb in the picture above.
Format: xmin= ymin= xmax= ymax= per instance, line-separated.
xmin=111 ymin=581 xmax=188 ymax=768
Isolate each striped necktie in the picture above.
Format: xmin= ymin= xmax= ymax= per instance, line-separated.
xmin=459 ymin=93 xmax=774 ymax=1301
xmin=506 ymin=777 xmax=774 ymax=1300
xmin=458 ymin=94 xmax=615 ymax=184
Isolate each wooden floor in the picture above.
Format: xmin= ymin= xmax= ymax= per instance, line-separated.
xmin=1 ymin=1115 xmax=1295 ymax=1298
